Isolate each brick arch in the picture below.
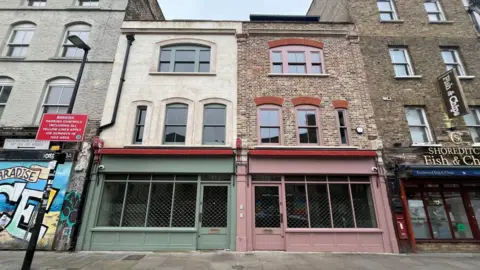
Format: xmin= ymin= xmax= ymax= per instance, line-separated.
xmin=254 ymin=96 xmax=285 ymax=106
xmin=292 ymin=97 xmax=322 ymax=107
xmin=268 ymin=38 xmax=324 ymax=49
xmin=332 ymin=100 xmax=349 ymax=109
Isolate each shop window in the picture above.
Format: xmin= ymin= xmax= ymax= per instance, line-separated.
xmin=296 ymin=107 xmax=319 ymax=145
xmin=425 ymin=192 xmax=452 ymax=239
xmin=407 ymin=192 xmax=432 ymax=238
xmin=405 ymin=107 xmax=434 ymax=145
xmin=97 ymin=175 xmax=200 ymax=228
xmin=469 ymin=192 xmax=480 ymax=231
xmin=444 ymin=192 xmax=473 ymax=238
xmin=133 ymin=106 xmax=147 ymax=144
xmin=159 ymin=45 xmax=211 ymax=73
xmin=258 ymin=106 xmax=281 ymax=144
xmin=378 ymin=0 xmax=398 ymax=21
xmin=464 ymin=108 xmax=480 ymax=144
xmin=283 ymin=175 xmax=377 ymax=229
xmin=163 ymin=103 xmax=188 ymax=144
xmin=203 ymin=104 xmax=226 ymax=145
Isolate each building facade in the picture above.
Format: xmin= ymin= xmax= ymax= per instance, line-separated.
xmin=0 ymin=0 xmax=162 ymax=251
xmin=76 ymin=20 xmax=242 ymax=251
xmin=309 ymin=0 xmax=480 ymax=253
xmin=234 ymin=15 xmax=398 ymax=253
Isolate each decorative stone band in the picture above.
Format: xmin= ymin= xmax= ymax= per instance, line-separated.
xmin=267 ymin=38 xmax=324 ymax=49
xmin=254 ymin=96 xmax=285 ymax=106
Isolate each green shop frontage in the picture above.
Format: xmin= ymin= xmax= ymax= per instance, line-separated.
xmin=76 ymin=149 xmax=236 ymax=251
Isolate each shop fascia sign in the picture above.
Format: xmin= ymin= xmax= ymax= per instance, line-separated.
xmin=437 ymin=69 xmax=470 ymax=118
xmin=423 ymin=147 xmax=480 ymax=166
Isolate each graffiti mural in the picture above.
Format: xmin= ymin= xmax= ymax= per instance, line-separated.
xmin=0 ymin=162 xmax=72 ymax=249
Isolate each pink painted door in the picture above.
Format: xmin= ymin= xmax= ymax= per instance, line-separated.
xmin=253 ymin=185 xmax=285 ymax=250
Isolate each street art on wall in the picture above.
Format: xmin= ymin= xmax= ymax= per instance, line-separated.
xmin=0 ymin=162 xmax=72 ymax=250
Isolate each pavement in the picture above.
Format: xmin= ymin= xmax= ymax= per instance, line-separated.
xmin=1 ymin=251 xmax=480 ymax=270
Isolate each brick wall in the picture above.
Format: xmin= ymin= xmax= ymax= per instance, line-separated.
xmin=237 ymin=22 xmax=380 ymax=149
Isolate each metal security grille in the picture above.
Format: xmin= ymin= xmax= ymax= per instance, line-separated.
xmin=330 ymin=184 xmax=355 ymax=228
xmin=254 ymin=186 xmax=281 ymax=228
xmin=201 ymin=186 xmax=228 ymax=227
xmin=307 ymin=184 xmax=331 ymax=228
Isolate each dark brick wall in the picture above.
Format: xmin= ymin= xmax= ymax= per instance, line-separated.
xmin=125 ymin=0 xmax=164 ymax=21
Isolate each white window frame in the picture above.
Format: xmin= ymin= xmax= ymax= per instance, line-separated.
xmin=464 ymin=108 xmax=480 ymax=144
xmin=405 ymin=107 xmax=434 ymax=145
xmin=441 ymin=49 xmax=466 ymax=76
xmin=378 ymin=0 xmax=399 ymax=21
xmin=389 ymin=48 xmax=415 ymax=77
xmin=424 ymin=0 xmax=446 ymax=22
xmin=37 ymin=79 xmax=75 ymax=123
xmin=0 ymin=78 xmax=14 ymax=120
xmin=5 ymin=23 xmax=36 ymax=58
xmin=60 ymin=24 xmax=90 ymax=58
xmin=78 ymin=0 xmax=99 ymax=6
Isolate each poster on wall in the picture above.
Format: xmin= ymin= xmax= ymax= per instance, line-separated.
xmin=0 ymin=162 xmax=72 ymax=250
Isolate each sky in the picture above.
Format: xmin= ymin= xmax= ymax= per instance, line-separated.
xmin=158 ymin=0 xmax=313 ymax=20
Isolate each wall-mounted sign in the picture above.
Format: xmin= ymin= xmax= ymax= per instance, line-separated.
xmin=36 ymin=114 xmax=88 ymax=142
xmin=437 ymin=69 xmax=470 ymax=118
xmin=3 ymin=139 xmax=50 ymax=150
xmin=423 ymin=147 xmax=480 ymax=166
xmin=412 ymin=168 xmax=480 ymax=177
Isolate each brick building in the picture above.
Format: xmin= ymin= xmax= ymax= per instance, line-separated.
xmin=235 ymin=15 xmax=398 ymax=253
xmin=309 ymin=0 xmax=480 ymax=252
xmin=0 ymin=0 xmax=162 ymax=251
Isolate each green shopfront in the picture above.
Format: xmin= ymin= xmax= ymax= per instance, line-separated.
xmin=76 ymin=151 xmax=236 ymax=251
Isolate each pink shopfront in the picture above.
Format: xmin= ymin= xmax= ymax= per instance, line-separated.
xmin=235 ymin=149 xmax=399 ymax=253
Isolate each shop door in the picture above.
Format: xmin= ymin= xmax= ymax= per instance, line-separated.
xmin=253 ymin=185 xmax=285 ymax=251
xmin=197 ymin=185 xmax=230 ymax=250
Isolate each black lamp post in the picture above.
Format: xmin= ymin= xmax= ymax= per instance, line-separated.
xmin=21 ymin=35 xmax=91 ymax=270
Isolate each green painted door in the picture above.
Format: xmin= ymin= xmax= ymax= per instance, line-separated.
xmin=197 ymin=184 xmax=230 ymax=250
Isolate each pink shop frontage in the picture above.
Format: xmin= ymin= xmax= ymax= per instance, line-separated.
xmin=235 ymin=149 xmax=399 ymax=253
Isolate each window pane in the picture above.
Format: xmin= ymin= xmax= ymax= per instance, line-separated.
xmin=23 ymin=31 xmax=34 ymax=44
xmin=201 ymin=185 xmax=228 ymax=227
xmin=441 ymin=51 xmax=455 ymax=63
xmin=299 ymin=128 xmax=318 ymax=144
xmin=464 ymin=112 xmax=479 ymax=126
xmin=147 ymin=183 xmax=174 ymax=227
xmin=166 ymin=106 xmax=188 ymax=125
xmin=444 ymin=192 xmax=473 ymax=238
xmin=164 ymin=126 xmax=186 ymax=143
xmin=0 ymin=106 xmax=4 ymax=119
xmin=328 ymin=176 xmax=348 ymax=182
xmin=340 ymin=128 xmax=349 ymax=144
xmin=425 ymin=192 xmax=452 ymax=239
xmin=308 ymin=184 xmax=331 ymax=228
xmin=469 ymin=192 xmax=480 ymax=231
xmin=330 ymin=184 xmax=355 ymax=228
xmin=0 ymin=86 xmax=12 ymax=103
xmin=424 ymin=2 xmax=439 ymax=13
xmin=261 ymin=127 xmax=279 ymax=143
xmin=377 ymin=1 xmax=392 ymax=11
xmin=160 ymin=50 xmax=171 ymax=62
xmin=311 ymin=65 xmax=322 ymax=74
xmin=469 ymin=127 xmax=480 ymax=143
xmin=57 ymin=107 xmax=68 ymax=114
xmin=174 ymin=63 xmax=195 ymax=72
xmin=199 ymin=63 xmax=210 ymax=72
xmin=273 ymin=64 xmax=282 ymax=73
xmin=255 ymin=186 xmax=281 ymax=228
xmin=97 ymin=182 xmax=126 ymax=226
xmin=59 ymin=86 xmax=73 ymax=105
xmin=390 ymin=50 xmax=407 ymax=63
xmin=285 ymin=175 xmax=305 ymax=182
xmin=407 ymin=192 xmax=431 ymax=238
xmin=351 ymin=184 xmax=377 ymax=228
xmin=311 ymin=52 xmax=321 ymax=63
xmin=11 ymin=30 xmax=26 ymax=44
xmin=175 ymin=50 xmax=195 ymax=61
xmin=46 ymin=86 xmax=63 ymax=104
xmin=295 ymin=52 xmax=305 ymax=62
xmin=121 ymin=183 xmax=149 ymax=227
xmin=285 ymin=184 xmax=309 ymax=228
xmin=9 ymin=46 xmax=27 ymax=57
xmin=159 ymin=63 xmax=170 ymax=72
xmin=260 ymin=110 xmax=279 ymax=126
xmin=410 ymin=126 xmax=429 ymax=143
xmin=338 ymin=110 xmax=346 ymax=126
xmin=394 ymin=64 xmax=409 ymax=76
xmin=272 ymin=52 xmax=282 ymax=62
xmin=428 ymin=14 xmax=440 ymax=21
xmin=405 ymin=108 xmax=424 ymax=125
xmin=288 ymin=64 xmax=306 ymax=74
xmin=171 ymin=183 xmax=197 ymax=227
xmin=134 ymin=126 xmax=144 ymax=143
xmin=203 ymin=126 xmax=225 ymax=144
xmin=380 ymin=12 xmax=393 ymax=20
xmin=199 ymin=50 xmax=210 ymax=62
xmin=287 ymin=52 xmax=296 ymax=63
xmin=138 ymin=108 xmax=147 ymax=125
xmin=297 ymin=110 xmax=316 ymax=126
xmin=204 ymin=107 xmax=225 ymax=125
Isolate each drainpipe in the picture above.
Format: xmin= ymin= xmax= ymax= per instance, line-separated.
xmin=69 ymin=34 xmax=135 ymax=250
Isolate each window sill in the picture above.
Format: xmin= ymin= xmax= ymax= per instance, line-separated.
xmin=268 ymin=73 xmax=330 ymax=77
xmin=379 ymin=19 xmax=404 ymax=24
xmin=459 ymin=75 xmax=475 ymax=80
xmin=0 ymin=56 xmax=25 ymax=61
xmin=48 ymin=57 xmax=83 ymax=61
xmin=428 ymin=20 xmax=454 ymax=24
xmin=149 ymin=72 xmax=216 ymax=76
xmin=66 ymin=6 xmax=101 ymax=11
xmin=411 ymin=143 xmax=442 ymax=147
xmin=394 ymin=75 xmax=422 ymax=79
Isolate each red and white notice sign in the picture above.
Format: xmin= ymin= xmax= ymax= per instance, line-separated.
xmin=36 ymin=114 xmax=88 ymax=142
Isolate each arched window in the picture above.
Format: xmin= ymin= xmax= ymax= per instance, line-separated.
xmin=258 ymin=105 xmax=281 ymax=144
xmin=61 ymin=23 xmax=91 ymax=58
xmin=38 ymin=78 xmax=75 ymax=121
xmin=0 ymin=77 xmax=14 ymax=119
xmin=295 ymin=106 xmax=320 ymax=145
xmin=203 ymin=104 xmax=226 ymax=145
xmin=163 ymin=103 xmax=188 ymax=144
xmin=270 ymin=44 xmax=325 ymax=75
xmin=6 ymin=23 xmax=36 ymax=57
xmin=159 ymin=45 xmax=211 ymax=73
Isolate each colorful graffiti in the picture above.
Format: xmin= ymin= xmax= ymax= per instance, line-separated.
xmin=0 ymin=162 xmax=72 ymax=249
xmin=58 ymin=191 xmax=81 ymax=235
